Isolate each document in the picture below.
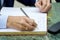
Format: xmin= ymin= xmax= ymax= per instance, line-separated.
xmin=0 ymin=7 xmax=47 ymax=35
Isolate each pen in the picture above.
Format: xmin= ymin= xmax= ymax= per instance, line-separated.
xmin=20 ymin=8 xmax=29 ymax=18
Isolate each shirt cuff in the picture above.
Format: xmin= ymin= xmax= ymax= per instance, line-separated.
xmin=36 ymin=0 xmax=38 ymax=2
xmin=0 ymin=15 xmax=8 ymax=29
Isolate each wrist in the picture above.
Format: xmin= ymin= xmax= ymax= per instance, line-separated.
xmin=6 ymin=16 xmax=12 ymax=28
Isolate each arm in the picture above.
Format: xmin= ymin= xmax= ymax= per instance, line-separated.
xmin=0 ymin=14 xmax=37 ymax=31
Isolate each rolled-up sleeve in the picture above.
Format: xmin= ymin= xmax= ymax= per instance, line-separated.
xmin=0 ymin=14 xmax=8 ymax=28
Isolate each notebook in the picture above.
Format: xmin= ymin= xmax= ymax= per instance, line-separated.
xmin=0 ymin=7 xmax=47 ymax=35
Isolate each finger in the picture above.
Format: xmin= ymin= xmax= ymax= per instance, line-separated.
xmin=41 ymin=0 xmax=47 ymax=10
xmin=20 ymin=21 xmax=35 ymax=31
xmin=27 ymin=26 xmax=35 ymax=31
xmin=32 ymin=20 xmax=37 ymax=27
xmin=41 ymin=0 xmax=51 ymax=12
xmin=11 ymin=18 xmax=36 ymax=31
xmin=47 ymin=0 xmax=50 ymax=4
xmin=22 ymin=21 xmax=34 ymax=28
xmin=13 ymin=22 xmax=30 ymax=31
xmin=29 ymin=19 xmax=37 ymax=27
xmin=43 ymin=4 xmax=51 ymax=12
xmin=35 ymin=2 xmax=41 ymax=9
xmin=23 ymin=17 xmax=33 ymax=25
xmin=25 ymin=18 xmax=37 ymax=27
xmin=23 ymin=16 xmax=37 ymax=28
xmin=24 ymin=20 xmax=37 ymax=31
xmin=11 ymin=22 xmax=26 ymax=31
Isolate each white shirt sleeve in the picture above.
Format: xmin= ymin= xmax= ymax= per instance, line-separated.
xmin=0 ymin=14 xmax=8 ymax=29
xmin=36 ymin=0 xmax=38 ymax=2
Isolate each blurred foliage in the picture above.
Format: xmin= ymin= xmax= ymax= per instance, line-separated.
xmin=48 ymin=3 xmax=60 ymax=27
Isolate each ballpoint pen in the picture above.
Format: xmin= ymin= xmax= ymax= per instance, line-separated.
xmin=20 ymin=8 xmax=29 ymax=18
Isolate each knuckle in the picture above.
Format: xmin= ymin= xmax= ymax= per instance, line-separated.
xmin=44 ymin=3 xmax=47 ymax=6
xmin=47 ymin=4 xmax=51 ymax=7
xmin=20 ymin=20 xmax=24 ymax=24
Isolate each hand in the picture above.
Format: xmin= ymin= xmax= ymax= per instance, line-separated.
xmin=7 ymin=16 xmax=37 ymax=31
xmin=35 ymin=0 xmax=51 ymax=13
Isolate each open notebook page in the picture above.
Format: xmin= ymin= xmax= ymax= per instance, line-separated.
xmin=0 ymin=7 xmax=47 ymax=32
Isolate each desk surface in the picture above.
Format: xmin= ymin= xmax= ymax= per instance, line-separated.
xmin=0 ymin=3 xmax=60 ymax=40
